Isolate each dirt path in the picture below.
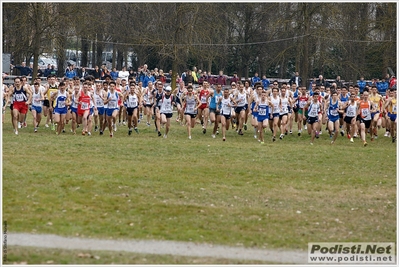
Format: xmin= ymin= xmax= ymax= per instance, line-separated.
xmin=7 ymin=232 xmax=308 ymax=264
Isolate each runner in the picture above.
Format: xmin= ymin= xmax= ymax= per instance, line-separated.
xmin=297 ymin=87 xmax=308 ymax=136
xmin=369 ymin=85 xmax=384 ymax=140
xmin=51 ymin=81 xmax=70 ymax=135
xmin=197 ymin=82 xmax=210 ymax=134
xmin=249 ymin=84 xmax=263 ymax=140
xmin=77 ymin=82 xmax=96 ymax=136
xmin=172 ymin=80 xmax=185 ymax=125
xmin=6 ymin=77 xmax=32 ymax=135
xmin=31 ymin=81 xmax=45 ymax=132
xmin=93 ymin=81 xmax=106 ymax=134
xmin=159 ymin=86 xmax=175 ymax=138
xmin=207 ymin=83 xmax=223 ymax=139
xmin=142 ymin=81 xmax=155 ymax=126
xmin=217 ymin=87 xmax=237 ymax=141
xmin=70 ymin=84 xmax=81 ymax=135
xmin=182 ymin=85 xmax=201 ymax=139
xmin=357 ymin=91 xmax=374 ymax=146
xmin=124 ymin=81 xmax=142 ymax=135
xmin=384 ymin=89 xmax=397 ymax=143
xmin=234 ymin=82 xmax=248 ymax=136
xmin=342 ymin=93 xmax=358 ymax=143
xmin=153 ymin=81 xmax=165 ymax=136
xmin=269 ymin=87 xmax=281 ymax=141
xmin=326 ymin=90 xmax=341 ymax=144
xmin=104 ymin=81 xmax=124 ymax=137
xmin=45 ymin=74 xmax=59 ymax=130
xmin=253 ymin=89 xmax=270 ymax=144
xmin=304 ymin=92 xmax=321 ymax=145
xmin=278 ymin=87 xmax=292 ymax=139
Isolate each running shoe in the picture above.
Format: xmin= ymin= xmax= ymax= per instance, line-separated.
xmin=304 ymin=125 xmax=307 ymax=130
xmin=223 ymin=137 xmax=226 ymax=141
xmin=310 ymin=142 xmax=313 ymax=145
xmin=18 ymin=122 xmax=21 ymax=129
xmin=244 ymin=124 xmax=247 ymax=130
xmin=99 ymin=131 xmax=103 ymax=135
xmin=347 ymin=133 xmax=350 ymax=139
xmin=163 ymin=134 xmax=167 ymax=138
xmin=384 ymin=131 xmax=389 ymax=137
xmin=331 ymin=140 xmax=334 ymax=145
xmin=45 ymin=124 xmax=49 ymax=128
xmin=238 ymin=129 xmax=243 ymax=135
xmin=392 ymin=136 xmax=396 ymax=143
xmin=279 ymin=134 xmax=284 ymax=140
xmin=134 ymin=127 xmax=139 ymax=134
xmin=272 ymin=136 xmax=276 ymax=142
xmin=350 ymin=137 xmax=354 ymax=143
xmin=95 ymin=126 xmax=98 ymax=132
xmin=289 ymin=130 xmax=292 ymax=134
xmin=203 ymin=128 xmax=206 ymax=134
xmin=87 ymin=132 xmax=91 ymax=136
xmin=260 ymin=141 xmax=265 ymax=145
xmin=82 ymin=131 xmax=85 ymax=136
xmin=340 ymin=130 xmax=344 ymax=136
xmin=188 ymin=135 xmax=191 ymax=140
xmin=146 ymin=122 xmax=151 ymax=126
xmin=212 ymin=134 xmax=216 ymax=139
xmin=316 ymin=131 xmax=319 ymax=139
xmin=298 ymin=132 xmax=301 ymax=136
xmin=14 ymin=129 xmax=18 ymax=135
xmin=23 ymin=122 xmax=27 ymax=127
xmin=285 ymin=130 xmax=288 ymax=135
xmin=113 ymin=124 xmax=117 ymax=132
xmin=158 ymin=131 xmax=162 ymax=137
xmin=254 ymin=135 xmax=257 ymax=139
xmin=110 ymin=133 xmax=113 ymax=138
xmin=34 ymin=127 xmax=37 ymax=133
xmin=122 ymin=121 xmax=126 ymax=126
xmin=128 ymin=129 xmax=132 ymax=135
xmin=363 ymin=141 xmax=368 ymax=147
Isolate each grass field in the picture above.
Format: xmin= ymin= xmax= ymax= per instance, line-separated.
xmin=2 ymin=109 xmax=397 ymax=263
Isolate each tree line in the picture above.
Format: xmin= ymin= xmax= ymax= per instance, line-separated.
xmin=3 ymin=3 xmax=396 ymax=89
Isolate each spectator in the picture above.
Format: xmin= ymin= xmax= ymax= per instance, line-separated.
xmin=192 ymin=66 xmax=199 ymax=84
xmin=251 ymin=72 xmax=260 ymax=87
xmin=11 ymin=62 xmax=32 ymax=76
xmin=389 ymin=75 xmax=396 ymax=89
xmin=44 ymin=64 xmax=52 ymax=77
xmin=198 ymin=71 xmax=207 ymax=85
xmin=261 ymin=75 xmax=270 ymax=89
xmin=143 ymin=71 xmax=155 ymax=88
xmin=65 ymin=65 xmax=77 ymax=79
xmin=334 ymin=75 xmax=344 ymax=88
xmin=37 ymin=65 xmax=43 ymax=78
xmin=110 ymin=67 xmax=119 ymax=80
xmin=158 ymin=69 xmax=167 ymax=84
xmin=316 ymin=74 xmax=330 ymax=87
xmin=183 ymin=70 xmax=194 ymax=86
xmin=289 ymin=71 xmax=302 ymax=87
xmin=216 ymin=70 xmax=227 ymax=86
xmin=308 ymin=77 xmax=317 ymax=91
xmin=93 ymin=65 xmax=102 ymax=80
xmin=118 ymin=66 xmax=129 ymax=81
xmin=80 ymin=67 xmax=89 ymax=79
xmin=128 ymin=69 xmax=136 ymax=80
xmin=377 ymin=78 xmax=389 ymax=95
xmin=230 ymin=72 xmax=240 ymax=85
xmin=357 ymin=76 xmax=367 ymax=93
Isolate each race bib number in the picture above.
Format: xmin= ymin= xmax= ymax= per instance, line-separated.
xmin=58 ymin=101 xmax=66 ymax=108
xmin=361 ymin=108 xmax=370 ymax=118
xmin=129 ymin=100 xmax=137 ymax=107
xmin=108 ymin=101 xmax=117 ymax=109
xmin=96 ymin=100 xmax=103 ymax=106
xmin=299 ymin=100 xmax=306 ymax=108
xmin=330 ymin=109 xmax=338 ymax=116
xmin=15 ymin=94 xmax=24 ymax=101
xmin=347 ymin=109 xmax=355 ymax=117
xmin=201 ymin=96 xmax=207 ymax=104
xmin=393 ymin=105 xmax=397 ymax=113
xmin=258 ymin=108 xmax=266 ymax=116
xmin=81 ymin=102 xmax=89 ymax=110
xmin=186 ymin=103 xmax=195 ymax=113
xmin=281 ymin=106 xmax=288 ymax=114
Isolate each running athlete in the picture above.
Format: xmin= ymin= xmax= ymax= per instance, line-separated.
xmin=342 ymin=93 xmax=358 ymax=143
xmin=326 ymin=90 xmax=341 ymax=144
xmin=6 ymin=77 xmax=32 ymax=135
xmin=159 ymin=86 xmax=175 ymax=138
xmin=51 ymin=81 xmax=71 ymax=135
xmin=124 ymin=81 xmax=142 ymax=135
xmin=31 ymin=82 xmax=45 ymax=132
xmin=369 ymin=85 xmax=384 ymax=140
xmin=70 ymin=85 xmax=81 ymax=135
xmin=234 ymin=82 xmax=248 ymax=135
xmin=243 ymin=80 xmax=252 ymax=130
xmin=248 ymin=84 xmax=263 ymax=140
xmin=172 ymin=80 xmax=185 ymax=125
xmin=93 ymin=81 xmax=106 ymax=134
xmin=142 ymin=81 xmax=154 ymax=126
xmin=385 ymin=89 xmax=397 ymax=142
xmin=253 ymin=89 xmax=270 ymax=144
xmin=297 ymin=87 xmax=308 ymax=136
xmin=269 ymin=87 xmax=281 ymax=142
xmin=287 ymin=83 xmax=299 ymax=134
xmin=197 ymin=82 xmax=210 ymax=134
xmin=304 ymin=92 xmax=321 ymax=145
xmin=104 ymin=81 xmax=124 ymax=137
xmin=44 ymin=74 xmax=59 ymax=130
xmin=217 ymin=87 xmax=237 ymax=141
xmin=207 ymin=83 xmax=223 ymax=139
xmin=338 ymin=86 xmax=350 ymax=136
xmin=357 ymin=91 xmax=374 ymax=146
xmin=278 ymin=87 xmax=292 ymax=139
xmin=182 ymin=85 xmax=201 ymax=139
xmin=77 ymin=82 xmax=96 ymax=136
xmin=2 ymin=81 xmax=8 ymax=124
xmin=153 ymin=81 xmax=165 ymax=136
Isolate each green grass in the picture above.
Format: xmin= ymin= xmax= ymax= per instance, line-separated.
xmin=5 ymin=246 xmax=271 ymax=264
xmin=2 ymin=110 xmax=397 ymax=261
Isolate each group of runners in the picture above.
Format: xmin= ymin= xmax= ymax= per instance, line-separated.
xmin=2 ymin=74 xmax=397 ymax=145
